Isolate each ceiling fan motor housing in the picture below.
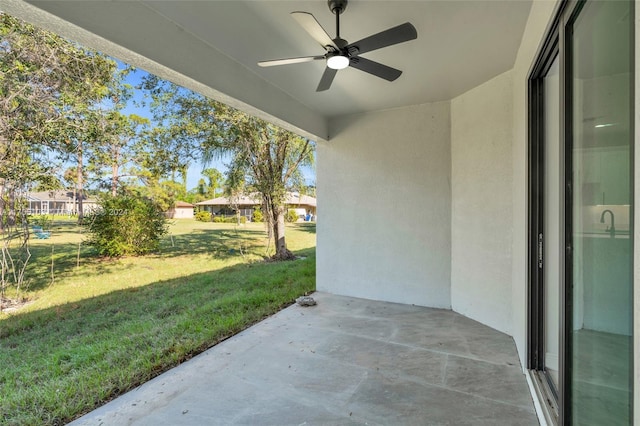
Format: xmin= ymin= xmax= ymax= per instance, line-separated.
xmin=333 ymin=37 xmax=348 ymax=50
xmin=328 ymin=0 xmax=348 ymax=15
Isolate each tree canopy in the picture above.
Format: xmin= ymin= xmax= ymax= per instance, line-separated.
xmin=0 ymin=13 xmax=117 ymax=227
xmin=1 ymin=12 xmax=315 ymax=261
xmin=141 ymin=76 xmax=315 ymax=260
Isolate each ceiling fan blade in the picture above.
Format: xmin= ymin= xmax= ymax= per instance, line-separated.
xmin=291 ymin=12 xmax=339 ymax=51
xmin=258 ymin=56 xmax=325 ymax=67
xmin=346 ymin=22 xmax=417 ymax=55
xmin=349 ymin=57 xmax=402 ymax=81
xmin=316 ymin=67 xmax=338 ymax=92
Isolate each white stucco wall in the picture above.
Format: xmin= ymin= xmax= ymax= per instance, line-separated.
xmin=317 ymin=103 xmax=452 ymax=308
xmin=174 ymin=207 xmax=194 ymax=219
xmin=450 ymin=70 xmax=514 ymax=335
xmin=315 ymin=1 xmax=562 ymax=363
xmin=511 ymin=0 xmax=561 ymax=362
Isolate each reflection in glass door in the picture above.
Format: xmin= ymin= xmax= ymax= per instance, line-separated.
xmin=568 ymin=1 xmax=633 ymax=424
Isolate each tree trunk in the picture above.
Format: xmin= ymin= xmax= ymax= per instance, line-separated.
xmin=77 ymin=143 xmax=84 ymax=223
xmin=0 ymin=178 xmax=5 ymax=232
xmin=7 ymin=187 xmax=16 ymax=227
xmin=271 ymin=204 xmax=295 ymax=261
xmin=111 ymin=147 xmax=119 ymax=197
xmin=181 ymin=167 xmax=187 ymax=193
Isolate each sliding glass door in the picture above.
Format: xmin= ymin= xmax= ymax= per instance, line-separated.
xmin=568 ymin=1 xmax=633 ymax=424
xmin=529 ymin=0 xmax=633 ymax=424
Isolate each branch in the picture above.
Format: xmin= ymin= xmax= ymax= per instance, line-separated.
xmin=283 ymin=138 xmax=311 ymax=183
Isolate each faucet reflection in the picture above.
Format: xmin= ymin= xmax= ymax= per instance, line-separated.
xmin=600 ymin=209 xmax=615 ymax=238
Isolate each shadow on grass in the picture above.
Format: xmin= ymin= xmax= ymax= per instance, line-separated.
xmin=0 ymin=251 xmax=316 ymax=425
xmin=20 ymin=222 xmax=308 ymax=293
xmin=21 ymin=241 xmax=118 ymax=292
xmin=290 ymin=223 xmax=316 ymax=234
xmin=160 ymin=228 xmax=267 ymax=258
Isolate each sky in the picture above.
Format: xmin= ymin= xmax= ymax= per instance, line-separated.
xmin=119 ymin=64 xmax=316 ymax=192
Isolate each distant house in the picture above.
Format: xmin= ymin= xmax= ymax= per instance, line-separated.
xmin=166 ymin=201 xmax=194 ymax=219
xmin=195 ymin=192 xmax=316 ymax=221
xmin=283 ymin=193 xmax=317 ymax=220
xmin=27 ymin=191 xmax=98 ymax=215
xmin=195 ymin=194 xmax=259 ymax=220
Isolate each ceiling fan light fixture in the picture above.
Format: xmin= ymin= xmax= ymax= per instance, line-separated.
xmin=327 ymin=54 xmax=349 ymax=70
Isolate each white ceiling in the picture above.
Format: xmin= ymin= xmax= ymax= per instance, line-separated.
xmin=3 ymin=0 xmax=532 ymax=140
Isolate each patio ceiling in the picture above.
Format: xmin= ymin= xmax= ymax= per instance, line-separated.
xmin=3 ymin=0 xmax=532 ymax=140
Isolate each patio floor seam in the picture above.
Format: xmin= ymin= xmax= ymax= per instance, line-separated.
xmin=288 ymin=318 xmax=525 ymax=368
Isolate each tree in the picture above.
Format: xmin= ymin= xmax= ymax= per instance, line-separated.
xmin=84 ymin=66 xmax=150 ymax=197
xmin=141 ymin=77 xmax=314 ymax=260
xmin=58 ymin=63 xmax=146 ymax=222
xmin=63 ymin=167 xmax=80 ymax=214
xmin=196 ymin=178 xmax=207 ymax=196
xmin=0 ymin=13 xmax=114 ymax=229
xmin=89 ymin=111 xmax=149 ymax=196
xmin=131 ymin=173 xmax=185 ymax=212
xmin=209 ymin=108 xmax=314 ymax=259
xmin=136 ymin=75 xmax=201 ymax=182
xmin=201 ymin=168 xmax=223 ymax=198
xmin=223 ymin=167 xmax=247 ymax=226
xmin=0 ymin=13 xmax=115 ymax=303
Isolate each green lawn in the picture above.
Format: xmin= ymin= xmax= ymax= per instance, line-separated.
xmin=0 ymin=219 xmax=316 ymax=425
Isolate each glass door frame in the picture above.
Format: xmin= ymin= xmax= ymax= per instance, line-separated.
xmin=529 ymin=0 xmax=635 ymax=424
xmin=527 ymin=21 xmax=565 ymax=425
xmin=527 ymin=1 xmax=587 ymax=424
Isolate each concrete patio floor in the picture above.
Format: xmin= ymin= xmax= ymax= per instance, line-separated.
xmin=70 ymin=292 xmax=539 ymax=425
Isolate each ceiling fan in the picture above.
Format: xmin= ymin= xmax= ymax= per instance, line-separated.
xmin=258 ymin=0 xmax=417 ymax=92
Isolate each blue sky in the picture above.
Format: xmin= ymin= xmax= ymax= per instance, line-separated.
xmin=119 ymin=64 xmax=315 ymax=192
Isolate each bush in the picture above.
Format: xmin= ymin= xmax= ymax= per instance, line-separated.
xmin=85 ymin=195 xmax=168 ymax=257
xmin=252 ymin=207 xmax=263 ymax=223
xmin=213 ymin=215 xmax=247 ymax=224
xmin=195 ymin=211 xmax=212 ymax=222
xmin=29 ymin=214 xmax=53 ymax=229
xmin=286 ymin=209 xmax=299 ymax=223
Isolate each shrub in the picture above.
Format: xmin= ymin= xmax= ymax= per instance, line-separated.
xmin=252 ymin=207 xmax=263 ymax=223
xmin=85 ymin=195 xmax=168 ymax=257
xmin=213 ymin=215 xmax=247 ymax=224
xmin=29 ymin=214 xmax=53 ymax=229
xmin=286 ymin=209 xmax=299 ymax=223
xmin=195 ymin=211 xmax=212 ymax=222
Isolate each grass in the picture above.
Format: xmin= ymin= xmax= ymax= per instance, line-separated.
xmin=0 ymin=219 xmax=316 ymax=425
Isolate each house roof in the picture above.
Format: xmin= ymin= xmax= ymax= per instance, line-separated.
xmin=285 ymin=193 xmax=317 ymax=207
xmin=196 ymin=194 xmax=260 ymax=207
xmin=196 ymin=193 xmax=316 ymax=208
xmin=27 ymin=191 xmax=96 ymax=202
xmin=174 ymin=201 xmax=194 ymax=208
